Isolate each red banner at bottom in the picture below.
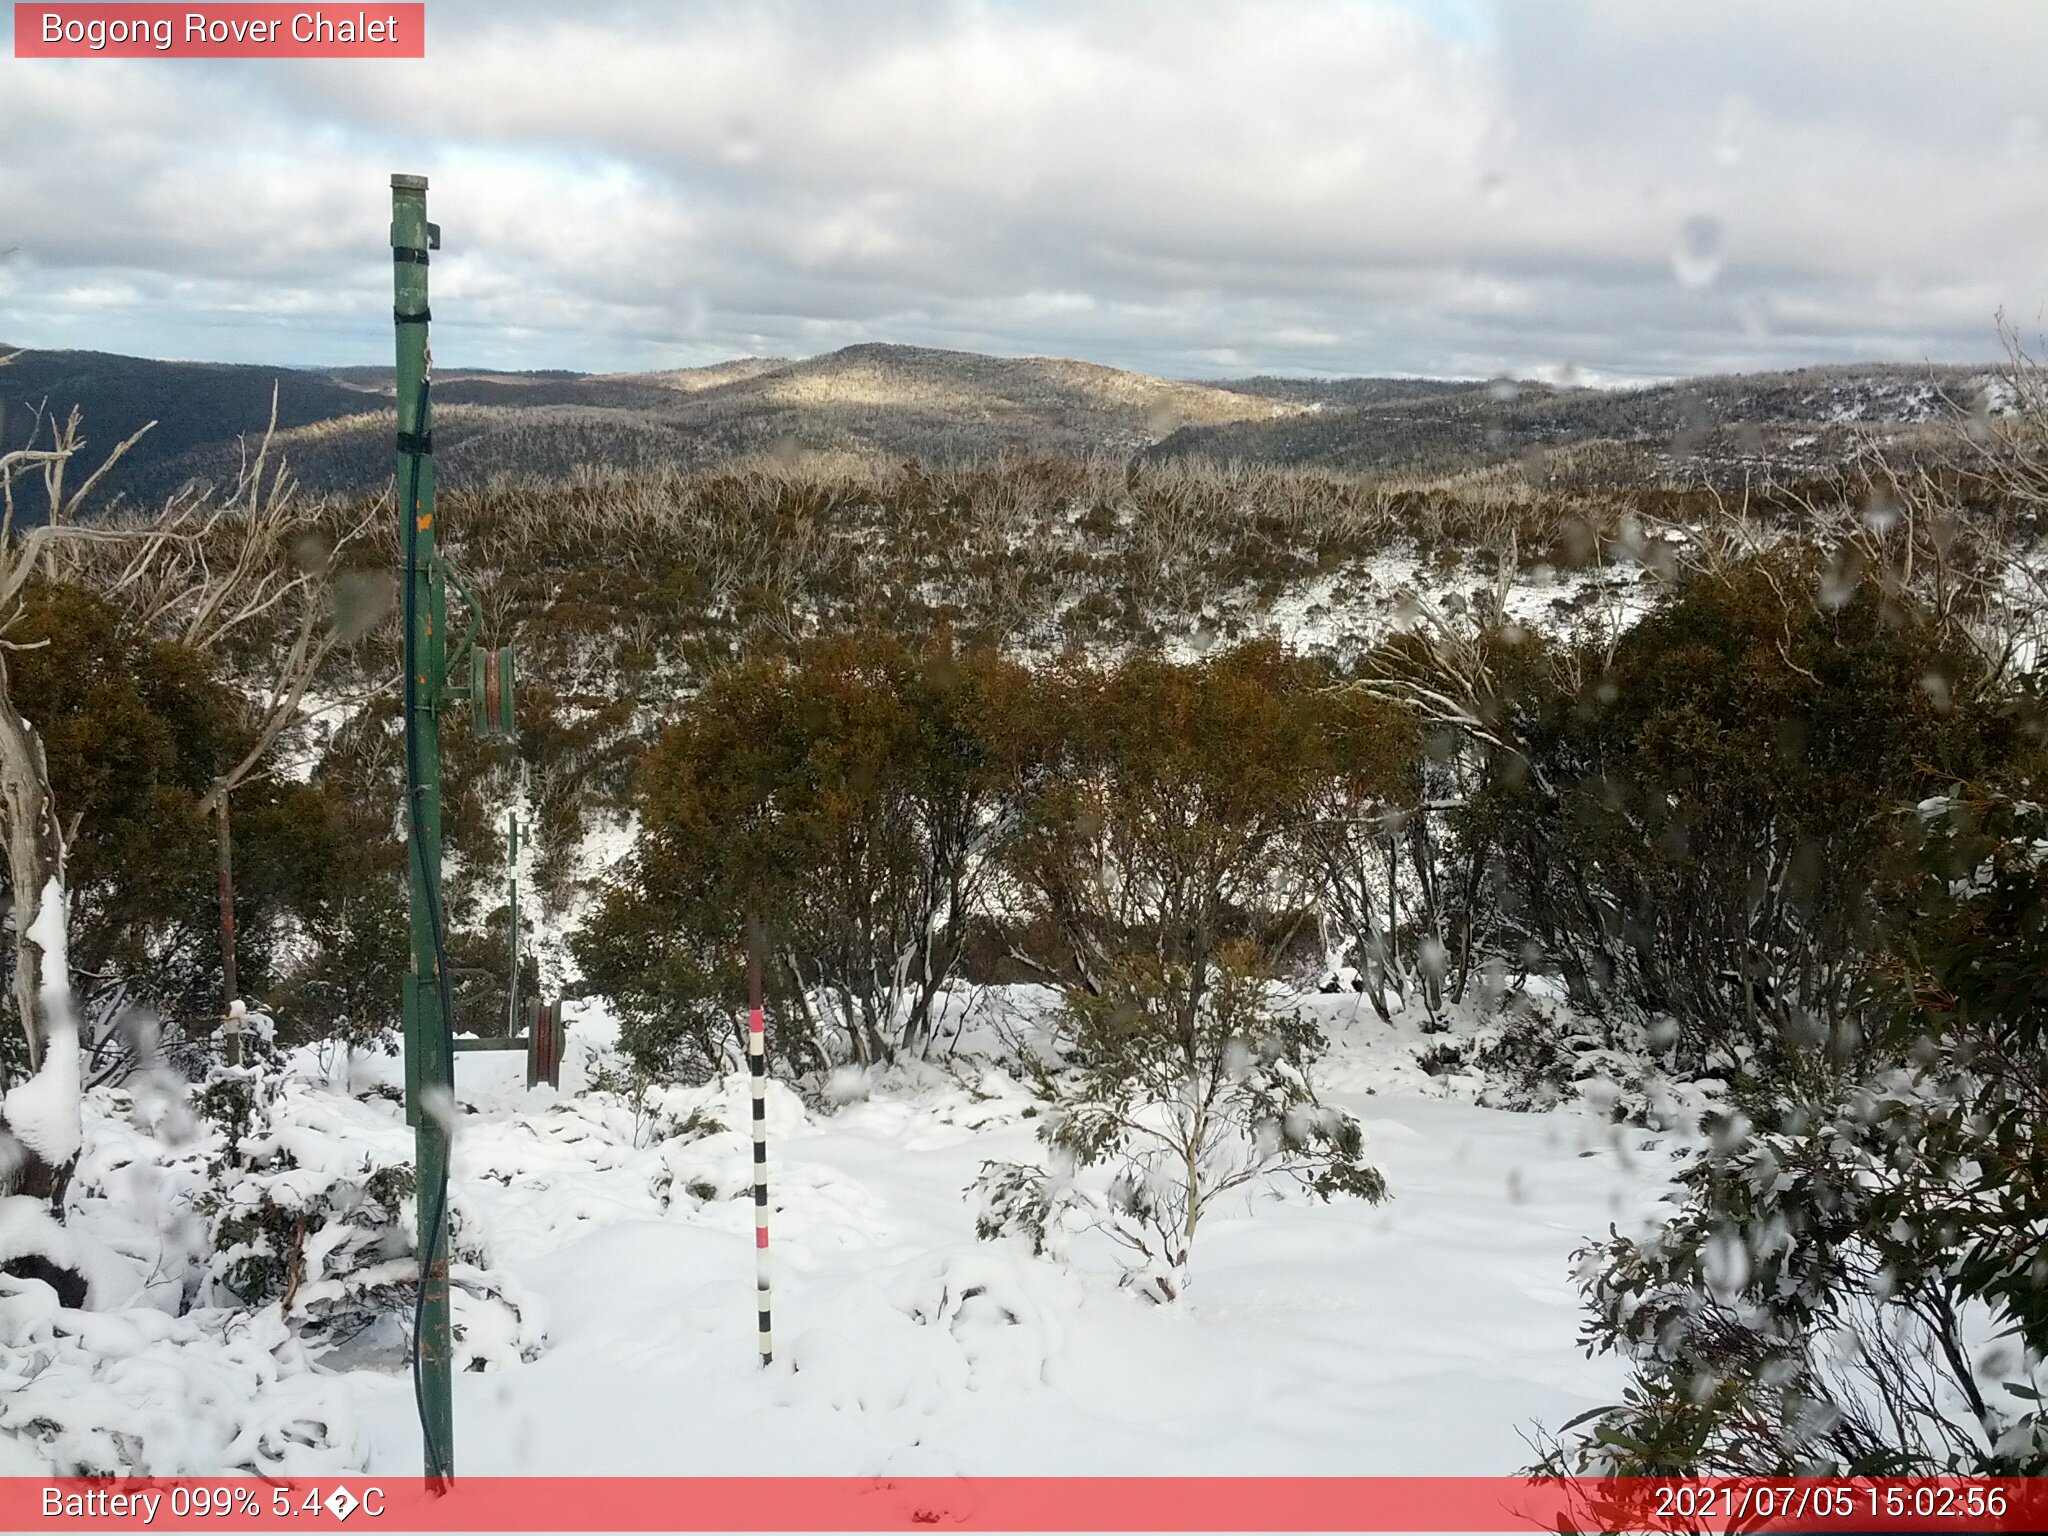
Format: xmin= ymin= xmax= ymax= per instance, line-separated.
xmin=5 ymin=1476 xmax=2043 ymax=1533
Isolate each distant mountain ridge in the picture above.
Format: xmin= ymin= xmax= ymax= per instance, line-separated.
xmin=1155 ymin=362 xmax=1998 ymax=480
xmin=0 ymin=341 xmax=2002 ymax=510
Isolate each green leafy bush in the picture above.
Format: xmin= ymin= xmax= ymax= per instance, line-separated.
xmin=1454 ymin=552 xmax=2019 ymax=1068
xmin=576 ymin=632 xmax=1039 ymax=1078
xmin=1545 ymin=788 xmax=2048 ymax=1476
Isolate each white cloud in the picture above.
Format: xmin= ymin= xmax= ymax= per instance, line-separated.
xmin=1 ymin=0 xmax=2042 ymax=378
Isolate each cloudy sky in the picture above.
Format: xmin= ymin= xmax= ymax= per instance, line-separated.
xmin=2 ymin=1 xmax=2044 ymax=382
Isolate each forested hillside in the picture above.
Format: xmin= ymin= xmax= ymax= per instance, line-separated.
xmin=0 ymin=341 xmax=2002 ymax=509
xmin=3 ymin=343 xmax=2045 ymax=1484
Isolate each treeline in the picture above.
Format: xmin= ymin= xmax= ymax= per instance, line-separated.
xmin=417 ymin=450 xmax=2024 ymax=913
xmin=427 ymin=453 xmax=1891 ymax=691
xmin=0 ymin=582 xmax=403 ymax=1080
xmin=0 ymin=575 xmax=537 ymax=1080
xmin=577 ymin=537 xmax=2033 ymax=1088
xmin=575 ymin=523 xmax=2048 ymax=1467
xmin=59 ymin=439 xmax=2040 ymax=931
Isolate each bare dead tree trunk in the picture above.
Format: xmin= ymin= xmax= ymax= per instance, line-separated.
xmin=216 ymin=793 xmax=239 ymax=1060
xmin=0 ymin=651 xmax=76 ymax=1206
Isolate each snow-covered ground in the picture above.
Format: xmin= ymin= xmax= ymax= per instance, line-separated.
xmin=1149 ymin=545 xmax=1667 ymax=668
xmin=4 ymin=990 xmax=1683 ymax=1480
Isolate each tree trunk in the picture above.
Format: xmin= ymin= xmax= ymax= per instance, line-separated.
xmin=0 ymin=665 xmax=80 ymax=1210
xmin=216 ymin=790 xmax=237 ymax=996
xmin=1173 ymin=1102 xmax=1207 ymax=1294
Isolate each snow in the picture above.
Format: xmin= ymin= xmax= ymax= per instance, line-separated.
xmin=0 ymin=1282 xmax=366 ymax=1477
xmin=1152 ymin=545 xmax=1662 ymax=666
xmin=1 ymin=981 xmax=1689 ymax=1480
xmin=3 ymin=877 xmax=82 ymax=1167
xmin=538 ymin=813 xmax=639 ymax=992
xmin=0 ymin=1196 xmax=145 ymax=1310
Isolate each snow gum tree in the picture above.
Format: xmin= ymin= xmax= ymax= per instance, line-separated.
xmin=0 ymin=399 xmax=158 ymax=1206
xmin=1 ymin=385 xmax=362 ymax=1212
xmin=1002 ymin=642 xmax=1347 ymax=997
xmin=1380 ymin=548 xmax=2017 ymax=1073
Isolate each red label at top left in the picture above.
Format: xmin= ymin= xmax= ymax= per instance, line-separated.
xmin=14 ymin=4 xmax=426 ymax=57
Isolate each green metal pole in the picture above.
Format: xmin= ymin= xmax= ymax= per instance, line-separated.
xmin=392 ymin=171 xmax=454 ymax=1488
xmin=507 ymin=810 xmax=520 ymax=1039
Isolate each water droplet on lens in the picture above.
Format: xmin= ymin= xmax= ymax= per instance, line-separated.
xmin=1672 ymin=214 xmax=1725 ymax=289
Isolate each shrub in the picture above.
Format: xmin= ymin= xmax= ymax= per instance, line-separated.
xmin=973 ymin=942 xmax=1386 ymax=1302
xmin=1457 ymin=552 xmax=2018 ymax=1068
xmin=1544 ymin=788 xmax=2048 ymax=1477
xmin=2 ymin=582 xmax=399 ymax=1064
xmin=192 ymin=1061 xmax=541 ymax=1368
xmin=576 ymin=632 xmax=1039 ymax=1079
xmin=1002 ymin=642 xmax=1354 ymax=993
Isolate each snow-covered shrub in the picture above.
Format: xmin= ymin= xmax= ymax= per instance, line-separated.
xmin=1550 ymin=1082 xmax=2046 ymax=1476
xmin=1 ymin=1173 xmax=366 ymax=1474
xmin=204 ymin=1001 xmax=281 ymax=1074
xmin=583 ymin=1047 xmax=736 ymax=1152
xmin=884 ymin=1248 xmax=1078 ymax=1394
xmin=0 ymin=1195 xmax=141 ymax=1310
xmin=1457 ymin=994 xmax=1711 ymax=1128
xmin=191 ymin=1065 xmax=540 ymax=1368
xmin=1544 ymin=791 xmax=2048 ymax=1476
xmin=1465 ymin=998 xmax=1603 ymax=1109
xmin=972 ymin=945 xmax=1386 ymax=1303
xmin=1411 ymin=1038 xmax=1469 ymax=1077
xmin=0 ymin=1270 xmax=366 ymax=1474
xmin=649 ymin=1115 xmax=752 ymax=1210
xmin=647 ymin=1074 xmax=820 ymax=1212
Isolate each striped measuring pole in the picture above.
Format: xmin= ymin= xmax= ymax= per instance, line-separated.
xmin=747 ymin=914 xmax=773 ymax=1366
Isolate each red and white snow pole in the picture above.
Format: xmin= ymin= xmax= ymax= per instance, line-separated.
xmin=747 ymin=913 xmax=773 ymax=1366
